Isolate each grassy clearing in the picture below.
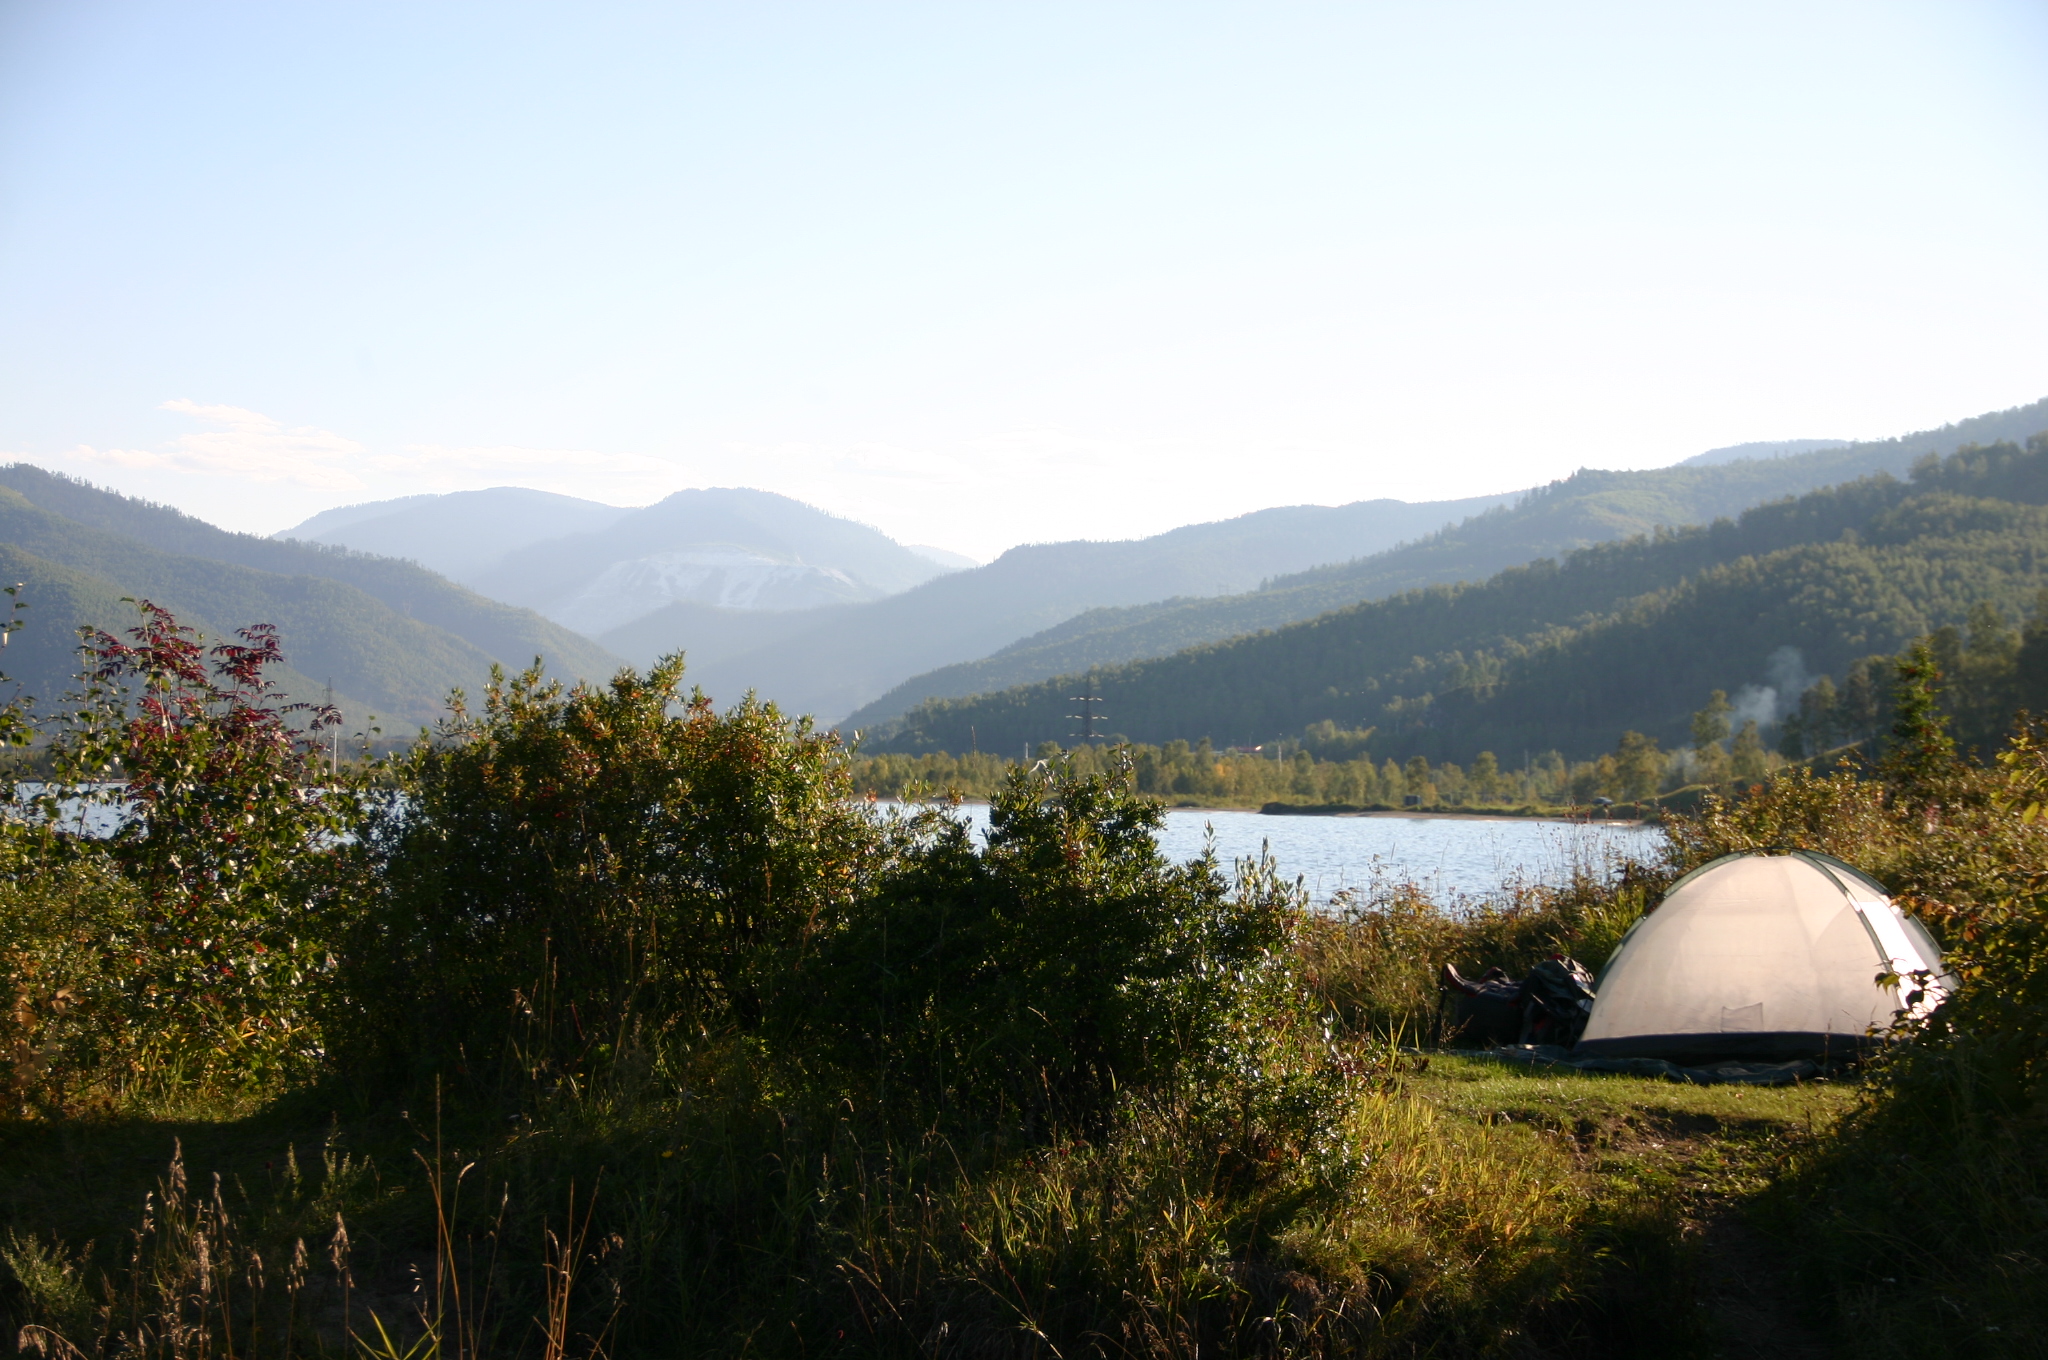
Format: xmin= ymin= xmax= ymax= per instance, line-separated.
xmin=1404 ymin=1058 xmax=1860 ymax=1357
xmin=0 ymin=1053 xmax=1860 ymax=1359
xmin=1412 ymin=1055 xmax=1856 ymax=1195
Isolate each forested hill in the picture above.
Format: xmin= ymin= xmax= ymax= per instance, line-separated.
xmin=846 ymin=396 xmax=2048 ymax=727
xmin=0 ymin=468 xmax=624 ymax=724
xmin=847 ymin=395 xmax=2048 ymax=729
xmin=0 ymin=466 xmax=621 ymax=685
xmin=873 ymin=436 xmax=2048 ymax=764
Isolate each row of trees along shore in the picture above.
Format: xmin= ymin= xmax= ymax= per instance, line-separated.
xmin=2 ymin=596 xmax=2045 ymax=1354
xmin=853 ymin=726 xmax=1775 ymax=811
xmin=854 ymin=594 xmax=2048 ymax=811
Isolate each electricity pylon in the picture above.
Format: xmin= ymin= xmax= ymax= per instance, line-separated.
xmin=1066 ymin=674 xmax=1106 ymax=743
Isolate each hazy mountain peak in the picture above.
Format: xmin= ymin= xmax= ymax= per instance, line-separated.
xmin=280 ymin=483 xmax=955 ymax=637
xmin=491 ymin=488 xmax=951 ymax=632
xmin=282 ymin=492 xmax=448 ymax=539
xmin=278 ymin=487 xmax=632 ymax=578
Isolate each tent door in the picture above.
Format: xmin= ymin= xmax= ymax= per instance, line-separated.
xmin=1851 ymin=900 xmax=1947 ymax=1019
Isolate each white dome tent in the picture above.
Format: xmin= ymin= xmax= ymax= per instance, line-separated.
xmin=1576 ymin=850 xmax=1949 ymax=1064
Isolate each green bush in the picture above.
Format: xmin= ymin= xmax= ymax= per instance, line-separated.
xmin=349 ymin=657 xmax=880 ymax=1084
xmin=0 ymin=856 xmax=143 ymax=1113
xmin=1882 ymin=718 xmax=2048 ymax=1113
xmin=796 ymin=758 xmax=1305 ymax=1130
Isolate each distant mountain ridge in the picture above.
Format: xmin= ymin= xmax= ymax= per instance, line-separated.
xmin=612 ymin=491 xmax=1526 ymax=723
xmin=281 ymin=486 xmax=959 ymax=637
xmin=906 ymin=544 xmax=979 ymax=571
xmin=488 ymin=488 xmax=952 ymax=631
xmin=847 ymin=395 xmax=2048 ymax=728
xmin=286 ymin=488 xmax=629 ymax=579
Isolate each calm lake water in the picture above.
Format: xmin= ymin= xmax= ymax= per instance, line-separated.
xmin=34 ymin=787 xmax=1663 ymax=906
xmin=943 ymin=805 xmax=1664 ymax=904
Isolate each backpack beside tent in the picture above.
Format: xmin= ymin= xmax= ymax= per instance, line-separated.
xmin=1577 ymin=850 xmax=1947 ymax=1065
xmin=1441 ymin=957 xmax=1598 ymax=1047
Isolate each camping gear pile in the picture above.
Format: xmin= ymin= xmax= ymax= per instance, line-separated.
xmin=1438 ymin=850 xmax=1951 ymax=1085
xmin=1440 ymin=956 xmax=1598 ymax=1047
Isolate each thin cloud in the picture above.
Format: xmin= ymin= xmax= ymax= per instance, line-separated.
xmin=64 ymin=399 xmax=368 ymax=492
xmin=53 ymin=401 xmax=696 ymax=507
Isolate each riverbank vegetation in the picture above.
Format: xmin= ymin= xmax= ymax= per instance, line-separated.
xmin=0 ymin=602 xmax=2043 ymax=1356
xmin=848 ymin=720 xmax=1786 ymax=814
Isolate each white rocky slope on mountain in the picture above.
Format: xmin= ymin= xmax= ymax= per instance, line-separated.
xmin=279 ymin=485 xmax=964 ymax=638
xmin=548 ymin=548 xmax=874 ymax=633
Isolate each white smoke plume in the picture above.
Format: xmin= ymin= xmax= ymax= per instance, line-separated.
xmin=1728 ymin=646 xmax=1821 ymax=732
xmin=1766 ymin=645 xmax=1821 ymax=707
xmin=1728 ymin=684 xmax=1777 ymax=732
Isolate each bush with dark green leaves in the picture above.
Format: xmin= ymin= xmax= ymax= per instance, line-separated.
xmin=795 ymin=759 xmax=1306 ymax=1130
xmin=347 ymin=656 xmax=879 ymax=1085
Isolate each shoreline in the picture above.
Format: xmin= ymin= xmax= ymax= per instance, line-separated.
xmin=1341 ymin=809 xmax=1649 ymax=825
xmin=869 ymin=797 xmax=1651 ymax=827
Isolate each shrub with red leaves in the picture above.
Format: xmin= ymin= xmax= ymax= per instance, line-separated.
xmin=45 ymin=601 xmax=367 ymax=1082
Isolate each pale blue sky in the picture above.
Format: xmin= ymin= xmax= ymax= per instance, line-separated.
xmin=2 ymin=1 xmax=2044 ymax=558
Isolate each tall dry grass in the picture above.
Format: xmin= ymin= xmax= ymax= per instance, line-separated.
xmin=1301 ymin=851 xmax=1668 ymax=1046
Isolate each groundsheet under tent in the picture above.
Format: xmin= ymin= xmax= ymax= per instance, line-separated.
xmin=1477 ymin=1044 xmax=1822 ymax=1086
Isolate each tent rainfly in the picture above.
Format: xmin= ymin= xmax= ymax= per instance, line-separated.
xmin=1577 ymin=850 xmax=1948 ymax=1064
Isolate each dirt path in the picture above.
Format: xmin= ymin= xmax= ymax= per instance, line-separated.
xmin=1560 ymin=1100 xmax=1842 ymax=1358
xmin=1692 ymin=1202 xmax=1831 ymax=1358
